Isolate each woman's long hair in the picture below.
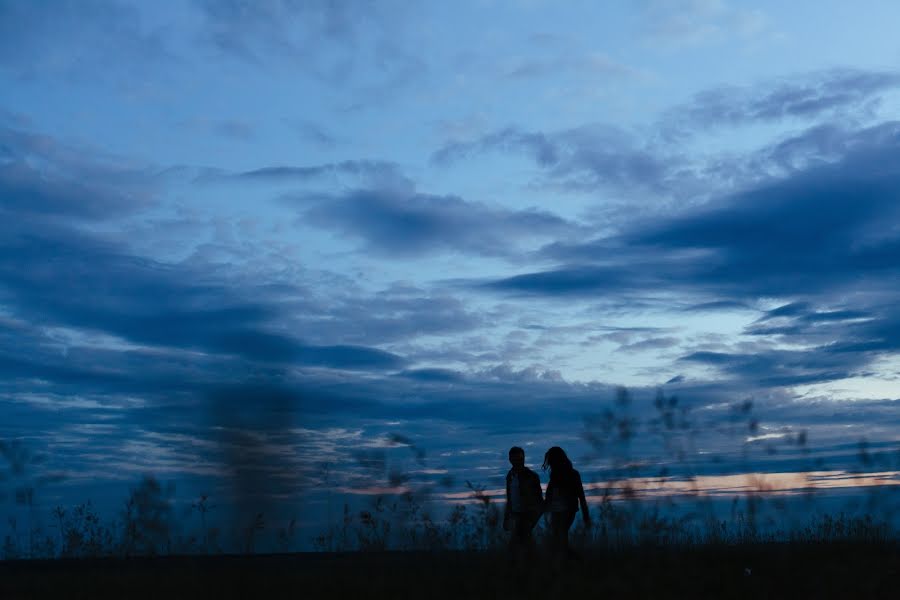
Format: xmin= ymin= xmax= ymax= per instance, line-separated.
xmin=542 ymin=446 xmax=573 ymax=478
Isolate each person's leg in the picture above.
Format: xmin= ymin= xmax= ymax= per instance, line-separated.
xmin=523 ymin=510 xmax=539 ymax=563
xmin=515 ymin=514 xmax=529 ymax=568
xmin=563 ymin=510 xmax=578 ymax=560
xmin=559 ymin=510 xmax=575 ymax=557
xmin=508 ymin=513 xmax=529 ymax=570
xmin=507 ymin=514 xmax=518 ymax=552
xmin=549 ymin=511 xmax=568 ymax=572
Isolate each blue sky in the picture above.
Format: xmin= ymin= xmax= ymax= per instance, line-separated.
xmin=2 ymin=0 xmax=900 ymax=540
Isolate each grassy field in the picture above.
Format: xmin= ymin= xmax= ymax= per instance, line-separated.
xmin=2 ymin=540 xmax=899 ymax=599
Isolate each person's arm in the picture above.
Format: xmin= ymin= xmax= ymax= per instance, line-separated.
xmin=503 ymin=472 xmax=512 ymax=529
xmin=575 ymin=470 xmax=590 ymax=524
xmin=530 ymin=471 xmax=544 ymax=515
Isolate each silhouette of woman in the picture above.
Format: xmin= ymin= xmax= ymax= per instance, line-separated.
xmin=542 ymin=446 xmax=590 ymax=565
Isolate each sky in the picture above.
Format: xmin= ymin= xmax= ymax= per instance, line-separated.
xmin=2 ymin=0 xmax=900 ymax=543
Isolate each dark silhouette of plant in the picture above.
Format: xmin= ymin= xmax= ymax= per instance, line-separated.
xmin=120 ymin=476 xmax=175 ymax=556
xmin=356 ymin=497 xmax=391 ymax=551
xmin=276 ymin=517 xmax=297 ymax=552
xmin=63 ymin=502 xmax=115 ymax=557
xmin=241 ymin=512 xmax=265 ymax=555
xmin=190 ymin=494 xmax=217 ymax=553
xmin=463 ymin=480 xmax=503 ymax=550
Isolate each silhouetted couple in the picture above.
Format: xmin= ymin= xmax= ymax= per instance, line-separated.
xmin=504 ymin=446 xmax=590 ymax=569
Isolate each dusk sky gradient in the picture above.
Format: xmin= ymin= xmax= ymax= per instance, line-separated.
xmin=2 ymin=0 xmax=900 ymax=538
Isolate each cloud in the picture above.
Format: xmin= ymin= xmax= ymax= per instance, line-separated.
xmin=6 ymin=288 xmax=898 ymax=525
xmin=284 ymin=119 xmax=340 ymax=147
xmin=396 ymin=368 xmax=465 ymax=383
xmin=619 ymin=336 xmax=681 ymax=353
xmin=430 ymin=68 xmax=900 ymax=204
xmin=0 ymin=125 xmax=493 ymax=393
xmin=0 ymin=222 xmax=406 ymax=371
xmin=638 ymin=0 xmax=768 ymax=47
xmin=0 ymin=125 xmax=159 ymax=220
xmin=197 ymin=0 xmax=361 ymax=61
xmin=628 ymin=122 xmax=900 ymax=298
xmin=660 ymin=68 xmax=900 ymax=138
xmin=489 ymin=120 xmax=900 ymax=298
xmin=0 ymin=0 xmax=173 ymax=81
xmin=0 ymin=169 xmax=437 ymax=513
xmin=479 ymin=120 xmax=900 ymax=389
xmin=236 ymin=160 xmax=406 ymax=185
xmin=189 ymin=159 xmax=412 ymax=194
xmin=195 ymin=0 xmax=425 ymax=93
xmin=302 ymin=187 xmax=581 ymax=257
xmin=432 ymin=126 xmax=559 ymax=166
xmin=172 ymin=117 xmax=259 ymax=143
xmin=0 ymin=162 xmax=148 ymax=221
xmin=294 ymin=287 xmax=483 ymax=347
xmin=698 ymin=303 xmax=900 ymax=391
xmin=486 ymin=265 xmax=637 ymax=296
xmin=0 ymin=126 xmax=413 ymax=375
xmin=678 ymin=348 xmax=862 ymax=388
xmin=505 ymin=52 xmax=638 ymax=81
xmin=432 ymin=124 xmax=681 ymax=196
xmin=8 ymin=3 xmax=900 ymax=530
xmin=212 ymin=119 xmax=256 ymax=141
xmin=682 ymin=300 xmax=751 ymax=312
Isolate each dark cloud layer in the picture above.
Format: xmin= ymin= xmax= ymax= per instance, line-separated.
xmin=0 ymin=222 xmax=405 ymax=371
xmin=303 ymin=187 xmax=580 ymax=257
xmin=481 ymin=120 xmax=900 ymax=389
xmin=628 ymin=122 xmax=900 ymax=297
xmin=0 ymin=162 xmax=141 ymax=220
xmin=190 ymin=159 xmax=412 ymax=192
xmin=237 ymin=160 xmax=406 ymax=185
xmin=0 ymin=125 xmax=158 ymax=219
xmin=0 ymin=128 xmax=415 ymax=376
xmin=492 ymin=121 xmax=900 ymax=298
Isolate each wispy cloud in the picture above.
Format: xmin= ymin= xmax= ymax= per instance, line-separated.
xmin=432 ymin=124 xmax=681 ymax=197
xmin=283 ymin=119 xmax=341 ymax=147
xmin=195 ymin=0 xmax=426 ymax=92
xmin=638 ymin=0 xmax=769 ymax=47
xmin=659 ymin=68 xmax=900 ymax=139
xmin=0 ymin=0 xmax=175 ymax=81
xmin=505 ymin=51 xmax=639 ymax=81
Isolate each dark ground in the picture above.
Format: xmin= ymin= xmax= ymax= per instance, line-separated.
xmin=2 ymin=541 xmax=899 ymax=599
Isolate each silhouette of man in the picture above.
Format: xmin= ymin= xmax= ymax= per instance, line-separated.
xmin=503 ymin=446 xmax=543 ymax=563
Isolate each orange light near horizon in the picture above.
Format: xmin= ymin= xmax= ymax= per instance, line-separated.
xmin=434 ymin=469 xmax=900 ymax=504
